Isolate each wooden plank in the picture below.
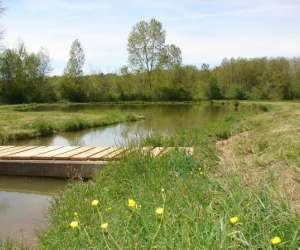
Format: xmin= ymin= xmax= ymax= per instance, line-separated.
xmin=150 ymin=147 xmax=165 ymax=157
xmin=0 ymin=146 xmax=39 ymax=158
xmin=70 ymin=147 xmax=110 ymax=161
xmin=53 ymin=147 xmax=95 ymax=160
xmin=102 ymin=148 xmax=128 ymax=160
xmin=4 ymin=146 xmax=46 ymax=159
xmin=0 ymin=146 xmax=26 ymax=155
xmin=7 ymin=146 xmax=64 ymax=160
xmin=88 ymin=147 xmax=118 ymax=161
xmin=33 ymin=146 xmax=80 ymax=160
xmin=0 ymin=146 xmax=15 ymax=152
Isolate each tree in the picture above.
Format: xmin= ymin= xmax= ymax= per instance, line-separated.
xmin=206 ymin=77 xmax=223 ymax=100
xmin=61 ymin=39 xmax=87 ymax=102
xmin=127 ymin=19 xmax=182 ymax=92
xmin=0 ymin=42 xmax=54 ymax=103
xmin=160 ymin=44 xmax=182 ymax=69
xmin=64 ymin=39 xmax=85 ymax=77
xmin=128 ymin=19 xmax=166 ymax=73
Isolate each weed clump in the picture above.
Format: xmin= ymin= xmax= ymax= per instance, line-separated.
xmin=259 ymin=104 xmax=269 ymax=112
xmin=31 ymin=120 xmax=56 ymax=136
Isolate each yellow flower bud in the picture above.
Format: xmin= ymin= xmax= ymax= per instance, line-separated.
xmin=101 ymin=222 xmax=108 ymax=230
xmin=70 ymin=221 xmax=79 ymax=229
xmin=271 ymin=236 xmax=282 ymax=245
xmin=230 ymin=216 xmax=239 ymax=225
xmin=91 ymin=199 xmax=99 ymax=207
xmin=155 ymin=207 xmax=164 ymax=216
xmin=128 ymin=199 xmax=137 ymax=208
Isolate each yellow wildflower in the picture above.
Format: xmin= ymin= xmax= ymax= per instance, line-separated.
xmin=128 ymin=199 xmax=137 ymax=208
xmin=70 ymin=221 xmax=79 ymax=229
xmin=230 ymin=216 xmax=239 ymax=225
xmin=271 ymin=236 xmax=282 ymax=246
xmin=101 ymin=222 xmax=108 ymax=230
xmin=91 ymin=199 xmax=99 ymax=207
xmin=155 ymin=207 xmax=164 ymax=216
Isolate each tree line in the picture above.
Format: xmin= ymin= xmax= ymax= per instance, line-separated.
xmin=0 ymin=18 xmax=299 ymax=103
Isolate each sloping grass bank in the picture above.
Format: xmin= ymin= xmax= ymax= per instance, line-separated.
xmin=0 ymin=104 xmax=142 ymax=144
xmin=38 ymin=152 xmax=300 ymax=249
xmin=34 ymin=103 xmax=300 ymax=249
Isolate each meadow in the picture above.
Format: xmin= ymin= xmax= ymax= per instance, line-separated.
xmin=0 ymin=104 xmax=142 ymax=145
xmin=1 ymin=101 xmax=300 ymax=249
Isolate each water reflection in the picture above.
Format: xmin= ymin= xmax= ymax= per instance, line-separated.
xmin=0 ymin=177 xmax=66 ymax=245
xmin=13 ymin=103 xmax=230 ymax=147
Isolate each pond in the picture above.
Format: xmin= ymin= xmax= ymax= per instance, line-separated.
xmin=0 ymin=176 xmax=66 ymax=245
xmin=0 ymin=102 xmax=239 ymax=245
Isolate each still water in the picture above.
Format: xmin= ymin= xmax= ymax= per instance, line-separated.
xmin=0 ymin=103 xmax=235 ymax=245
xmin=13 ymin=103 xmax=230 ymax=147
xmin=0 ymin=177 xmax=66 ymax=245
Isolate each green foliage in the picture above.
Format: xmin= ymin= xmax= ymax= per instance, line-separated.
xmin=0 ymin=21 xmax=300 ymax=103
xmin=259 ymin=104 xmax=269 ymax=112
xmin=127 ymin=19 xmax=165 ymax=72
xmin=31 ymin=120 xmax=56 ymax=136
xmin=38 ymin=107 xmax=300 ymax=249
xmin=215 ymin=57 xmax=300 ymax=100
xmin=127 ymin=19 xmax=182 ymax=74
xmin=59 ymin=75 xmax=88 ymax=102
xmin=59 ymin=39 xmax=87 ymax=102
xmin=206 ymin=76 xmax=223 ymax=100
xmin=64 ymin=39 xmax=85 ymax=78
xmin=0 ymin=43 xmax=55 ymax=103
xmin=160 ymin=44 xmax=182 ymax=69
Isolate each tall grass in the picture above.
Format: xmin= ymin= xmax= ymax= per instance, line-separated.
xmin=36 ymin=106 xmax=300 ymax=249
xmin=38 ymin=151 xmax=300 ymax=249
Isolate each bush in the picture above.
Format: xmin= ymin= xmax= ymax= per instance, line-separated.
xmin=31 ymin=120 xmax=56 ymax=136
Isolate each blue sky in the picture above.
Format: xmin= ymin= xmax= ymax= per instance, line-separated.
xmin=2 ymin=0 xmax=300 ymax=75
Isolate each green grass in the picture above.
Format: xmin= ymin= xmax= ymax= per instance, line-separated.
xmin=35 ymin=103 xmax=300 ymax=249
xmin=0 ymin=104 xmax=143 ymax=144
xmin=3 ymin=101 xmax=300 ymax=249
xmin=37 ymin=152 xmax=299 ymax=249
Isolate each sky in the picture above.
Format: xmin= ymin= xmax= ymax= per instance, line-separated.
xmin=2 ymin=0 xmax=300 ymax=75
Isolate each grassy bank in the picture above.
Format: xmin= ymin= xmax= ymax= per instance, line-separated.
xmin=3 ymin=102 xmax=300 ymax=249
xmin=0 ymin=104 xmax=143 ymax=144
xmin=32 ymin=102 xmax=299 ymax=249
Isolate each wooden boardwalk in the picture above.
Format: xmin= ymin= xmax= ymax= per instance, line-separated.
xmin=0 ymin=146 xmax=193 ymax=178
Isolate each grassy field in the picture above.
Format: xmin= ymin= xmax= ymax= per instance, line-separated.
xmin=0 ymin=104 xmax=143 ymax=144
xmin=2 ymin=101 xmax=300 ymax=249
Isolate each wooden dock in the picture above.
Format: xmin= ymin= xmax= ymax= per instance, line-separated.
xmin=0 ymin=146 xmax=193 ymax=178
